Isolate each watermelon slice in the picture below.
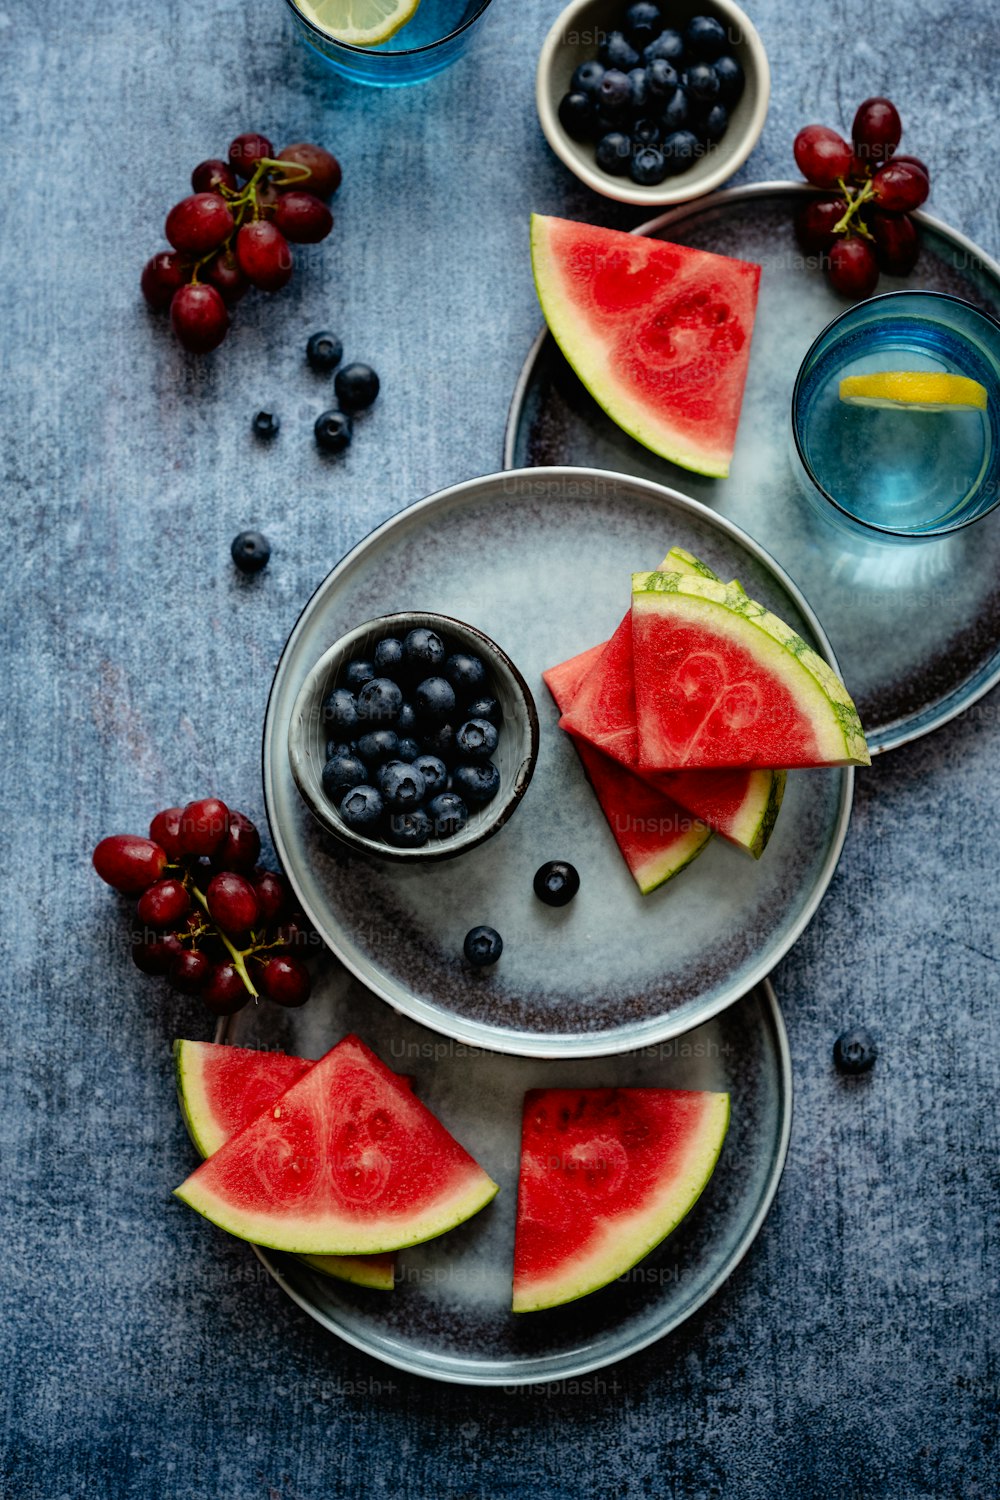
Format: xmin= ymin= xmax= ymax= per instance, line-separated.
xmin=632 ymin=571 xmax=871 ymax=769
xmin=174 ymin=1035 xmax=499 ymax=1255
xmin=174 ymin=1039 xmax=397 ymax=1290
xmin=531 ymin=214 xmax=761 ymax=478
xmin=512 ymin=1087 xmax=730 ymax=1312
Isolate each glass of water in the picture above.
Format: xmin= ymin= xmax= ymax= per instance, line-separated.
xmin=284 ymin=0 xmax=495 ymax=86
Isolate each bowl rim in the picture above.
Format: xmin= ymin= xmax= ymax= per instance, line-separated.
xmin=283 ymin=0 xmax=494 ymax=58
xmin=535 ymin=0 xmax=771 ymax=207
xmin=287 ymin=609 xmax=540 ymax=863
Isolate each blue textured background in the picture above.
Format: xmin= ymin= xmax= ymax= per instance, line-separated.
xmin=2 ymin=0 xmax=998 ymax=1494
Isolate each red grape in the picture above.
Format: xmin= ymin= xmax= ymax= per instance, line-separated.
xmin=202 ymin=963 xmax=250 ymax=1015
xmin=204 ymin=248 xmax=249 ymax=306
xmin=793 ymin=125 xmax=853 ymax=189
xmin=871 ymin=160 xmax=929 ymax=213
xmin=795 ymin=196 xmax=847 ymax=253
xmin=870 ymin=211 xmax=919 ymax=275
xmin=137 ymin=878 xmax=191 ymax=929
xmin=273 ymin=192 xmax=333 ymax=244
xmin=169 ymin=948 xmax=210 ymax=995
xmin=140 ymin=252 xmax=187 ymax=312
xmin=206 ymin=871 xmax=259 ymax=935
xmin=228 ymin=132 xmax=274 ymax=180
xmin=276 ymin=143 xmax=342 ymax=200
xmin=94 ymin=835 xmax=167 ymax=894
xmin=191 ymin=158 xmax=238 ymax=195
xmin=259 ymin=954 xmax=311 ymax=1007
xmin=165 ymin=193 xmax=234 ymax=255
xmin=149 ymin=807 xmax=186 ymax=860
xmin=210 ymin=810 xmax=261 ymax=872
xmin=236 ymin=222 xmax=293 ymax=292
xmin=828 ymin=236 xmax=879 ymax=298
xmin=170 ymin=284 xmax=229 ymax=353
xmin=852 ymin=97 xmax=901 ymax=166
xmin=255 ymin=180 xmax=280 ymax=217
xmin=131 ymin=930 xmax=183 ymax=976
xmin=892 ymin=153 xmax=930 ymax=180
xmin=252 ymin=870 xmax=287 ymax=925
xmin=178 ymin=798 xmax=230 ymax=858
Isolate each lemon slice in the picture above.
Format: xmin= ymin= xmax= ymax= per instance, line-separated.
xmin=839 ymin=371 xmax=988 ymax=412
xmin=296 ymin=0 xmax=420 ymax=46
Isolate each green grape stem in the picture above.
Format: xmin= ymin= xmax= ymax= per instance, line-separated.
xmin=833 ymin=178 xmax=876 ymax=239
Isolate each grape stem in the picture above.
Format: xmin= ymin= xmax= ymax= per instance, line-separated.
xmin=189 ymin=881 xmax=260 ymax=1000
xmin=833 ymin=179 xmax=875 ymax=239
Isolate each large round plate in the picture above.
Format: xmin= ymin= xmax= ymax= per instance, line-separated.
xmin=263 ymin=467 xmax=852 ymax=1057
xmin=219 ymin=964 xmax=791 ymax=1386
xmin=505 ymin=182 xmax=1000 ymax=753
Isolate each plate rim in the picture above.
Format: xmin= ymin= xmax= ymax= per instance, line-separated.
xmin=222 ymin=977 xmax=793 ymax=1387
xmin=261 ymin=464 xmax=853 ymax=1059
xmin=501 ymin=179 xmax=1000 ymax=755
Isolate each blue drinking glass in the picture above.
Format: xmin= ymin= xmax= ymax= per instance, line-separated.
xmin=284 ymin=0 xmax=494 ymax=85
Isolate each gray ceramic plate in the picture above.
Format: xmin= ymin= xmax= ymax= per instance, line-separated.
xmin=505 ymin=182 xmax=1000 ymax=753
xmin=262 ymin=467 xmax=852 ymax=1057
xmin=218 ymin=967 xmax=791 ymax=1385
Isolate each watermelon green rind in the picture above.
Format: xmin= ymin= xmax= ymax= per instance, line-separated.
xmin=299 ymin=1252 xmax=395 ymax=1291
xmin=632 ymin=572 xmax=871 ymax=768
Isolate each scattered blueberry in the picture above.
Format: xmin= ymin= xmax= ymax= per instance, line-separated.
xmin=322 ymin=753 xmax=367 ymax=803
xmin=314 ymin=408 xmax=352 ymax=453
xmin=833 ymin=1028 xmax=878 ymax=1076
xmin=322 ymin=687 xmax=360 ymax=734
xmin=230 ymin=529 xmax=271 ymax=574
xmin=686 ymin=61 xmax=720 ymax=102
xmin=251 ymin=410 xmax=279 ymax=440
xmin=397 ymin=736 xmax=421 ymax=762
xmin=647 ymin=57 xmax=678 ymax=96
xmin=624 ymin=1 xmax=662 ymax=47
xmin=414 ymin=675 xmax=457 ymax=722
xmin=699 ymin=103 xmax=729 ymax=142
xmin=631 ymin=145 xmax=668 ymax=184
xmin=662 ymin=129 xmax=701 ymax=173
xmin=403 ymin=627 xmax=446 ymax=672
xmin=558 ymin=91 xmax=598 ymax=142
xmin=661 ymin=87 xmax=691 ymax=131
xmin=427 ymin=792 xmax=469 ymax=838
xmin=374 ymin=637 xmax=405 ymax=674
xmin=598 ymin=30 xmax=640 ymax=71
xmin=643 ymin=28 xmax=684 ymax=64
xmin=684 ymin=15 xmax=728 ymax=60
xmin=412 ymin=754 xmax=448 ymax=797
xmin=533 ymin=860 xmax=581 ymax=907
xmin=456 ymin=718 xmax=500 ymax=762
xmin=356 ymin=676 xmax=403 ymax=724
xmin=445 ymin=652 xmax=487 ymax=693
xmin=343 ymin=659 xmax=376 ymax=690
xmin=571 ymin=58 xmax=606 ymax=96
xmin=464 ymin=695 xmax=502 ymax=727
xmin=306 ymin=330 xmax=343 ymax=373
xmin=339 ymin=785 xmax=383 ymax=832
xmin=632 ymin=116 xmax=661 ymax=146
xmin=451 ymin=763 xmax=501 ymax=806
xmin=377 ymin=759 xmax=427 ymax=811
xmin=355 ymin=728 xmax=400 ymax=765
xmin=464 ymin=925 xmax=503 ymax=967
xmin=596 ymin=131 xmax=632 ymax=175
xmin=713 ymin=54 xmax=744 ymax=106
xmin=386 ymin=808 xmax=432 ymax=849
xmin=335 ymin=363 xmax=380 ymax=412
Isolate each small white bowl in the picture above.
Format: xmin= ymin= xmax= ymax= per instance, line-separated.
xmin=536 ymin=0 xmax=770 ymax=207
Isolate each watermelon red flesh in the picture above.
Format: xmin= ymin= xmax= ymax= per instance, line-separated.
xmin=512 ymin=1087 xmax=730 ymax=1313
xmin=543 ymin=661 xmax=711 ymax=895
xmin=174 ymin=1040 xmax=397 ymax=1291
xmin=174 ymin=1035 xmax=498 ymax=1255
xmin=531 ymin=214 xmax=761 ymax=478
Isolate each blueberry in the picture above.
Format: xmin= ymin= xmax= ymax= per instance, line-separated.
xmin=598 ymin=30 xmax=639 ymax=71
xmin=356 ymin=676 xmax=403 ymax=725
xmin=713 ymin=54 xmax=744 ymax=106
xmin=643 ymin=28 xmax=683 ymax=65
xmin=314 ymin=408 xmax=352 ymax=454
xmin=571 ymin=58 xmax=606 ymax=96
xmin=325 ymin=739 xmax=352 ymax=761
xmin=306 ymin=330 xmax=343 ymax=373
xmin=661 ymin=86 xmax=690 ymax=131
xmin=230 ymin=529 xmax=271 ymax=574
xmin=396 ymin=701 xmax=417 ymax=734
xmin=464 ymin=695 xmax=502 ymax=727
xmin=596 ymin=131 xmax=633 ymax=175
xmin=455 ymin=717 xmax=499 ymax=762
xmin=334 ymin=363 xmax=380 ymax=412
xmin=444 ymin=652 xmax=487 ymax=693
xmin=646 ymin=57 xmax=678 ymax=96
xmin=420 ymin=722 xmax=455 ymax=762
xmin=343 ymin=658 xmax=376 ymax=690
xmin=463 ymin=925 xmax=503 ymax=967
xmin=397 ymin=737 xmax=421 ymax=762
xmin=355 ymin=728 xmax=400 ymax=765
xmin=414 ymin=675 xmax=456 ymax=723
xmin=451 ymin=763 xmax=501 ymax=806
xmin=374 ymin=637 xmax=405 ymax=675
xmin=322 ymin=753 xmax=367 ymax=804
xmin=624 ymin=1 xmax=662 ymax=47
xmin=685 ymin=15 xmax=728 ymax=60
xmin=322 ymin=687 xmax=360 ymax=734
xmin=698 ymin=103 xmax=729 ymax=143
xmin=833 ymin=1027 xmax=877 ymax=1076
xmin=377 ymin=759 xmax=427 ymax=811
xmin=630 ymin=145 xmax=668 ymax=184
xmin=627 ymin=67 xmax=649 ymax=112
xmin=597 ymin=68 xmax=632 ymax=114
xmin=558 ymin=90 xmax=598 ymax=142
xmin=426 ymin=792 xmax=469 ymax=839
xmin=661 ymin=129 xmax=701 ymax=173
xmin=403 ymin=627 xmax=446 ymax=672
xmin=251 ymin=410 xmax=279 ymax=440
xmin=533 ymin=860 xmax=581 ymax=907
xmin=686 ymin=61 xmax=720 ymax=102
xmin=412 ymin=754 xmax=448 ymax=797
xmin=632 ymin=117 xmax=661 ymax=146
xmin=386 ymin=808 xmax=432 ymax=849
xmin=338 ymin=784 xmax=383 ymax=832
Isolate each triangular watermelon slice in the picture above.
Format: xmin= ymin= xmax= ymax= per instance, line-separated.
xmin=512 ymin=1087 xmax=730 ymax=1312
xmin=632 ymin=572 xmax=871 ymax=769
xmin=174 ymin=1039 xmax=398 ymax=1290
xmin=531 ymin=214 xmax=761 ymax=478
xmin=174 ymin=1035 xmax=499 ymax=1255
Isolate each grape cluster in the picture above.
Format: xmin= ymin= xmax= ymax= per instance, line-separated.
xmin=793 ymin=98 xmax=930 ymax=298
xmin=141 ymin=133 xmax=341 ymax=353
xmin=93 ymin=798 xmax=313 ymax=1015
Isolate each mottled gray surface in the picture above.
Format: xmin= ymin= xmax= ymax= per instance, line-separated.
xmin=1 ymin=0 xmax=998 ymax=1495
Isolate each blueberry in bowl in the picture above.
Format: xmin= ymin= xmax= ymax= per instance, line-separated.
xmin=287 ymin=612 xmax=539 ymax=863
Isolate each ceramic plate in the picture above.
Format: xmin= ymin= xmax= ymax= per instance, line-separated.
xmin=505 ymin=182 xmax=1000 ymax=753
xmin=262 ymin=467 xmax=852 ymax=1057
xmin=218 ymin=967 xmax=791 ymax=1385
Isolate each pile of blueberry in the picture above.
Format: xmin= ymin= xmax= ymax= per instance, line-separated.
xmin=558 ymin=6 xmax=745 ymax=187
xmin=320 ymin=627 xmax=504 ymax=850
